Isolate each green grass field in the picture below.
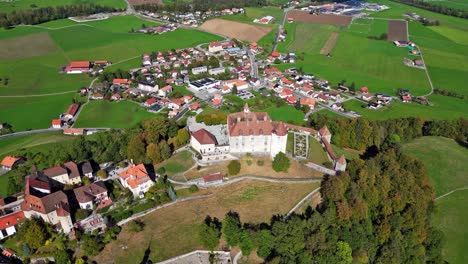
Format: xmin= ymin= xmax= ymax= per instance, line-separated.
xmin=403 ymin=136 xmax=468 ymax=264
xmin=0 ymin=132 xmax=74 ymax=157
xmin=219 ymin=6 xmax=283 ymax=26
xmin=277 ymin=20 xmax=432 ymax=96
xmin=155 ymin=150 xmax=194 ymax=178
xmin=0 ymin=0 xmax=127 ymax=13
xmin=74 ymin=100 xmax=158 ymax=128
xmin=308 ymin=137 xmax=329 ymax=164
xmin=342 ymin=95 xmax=467 ymax=120
xmin=265 ymin=105 xmax=305 ymax=125
xmin=0 ymin=15 xmax=221 ymax=132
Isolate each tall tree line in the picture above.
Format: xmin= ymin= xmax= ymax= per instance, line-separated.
xmin=135 ymin=0 xmax=267 ymax=13
xmin=309 ymin=115 xmax=467 ymax=150
xmin=201 ymin=147 xmax=444 ymax=263
xmin=392 ymin=0 xmax=468 ymax=19
xmin=0 ymin=4 xmax=123 ymax=28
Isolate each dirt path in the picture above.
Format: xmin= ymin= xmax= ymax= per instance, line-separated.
xmin=435 ymin=186 xmax=468 ymax=201
xmin=320 ymin=32 xmax=339 ymax=55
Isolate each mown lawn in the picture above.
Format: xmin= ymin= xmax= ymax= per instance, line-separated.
xmin=403 ymin=136 xmax=468 ymax=196
xmin=403 ymin=136 xmax=468 ymax=264
xmin=155 ymin=150 xmax=194 ymax=178
xmin=265 ymin=105 xmax=305 ymax=125
xmin=0 ymin=0 xmax=127 ymax=13
xmin=74 ymin=100 xmax=157 ymax=128
xmin=308 ymin=137 xmax=329 ymax=164
xmin=433 ymin=191 xmax=468 ymax=264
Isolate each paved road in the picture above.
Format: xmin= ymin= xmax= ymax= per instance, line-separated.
xmin=272 ymin=7 xmax=293 ymax=53
xmin=286 ymin=187 xmax=321 ymax=217
xmin=0 ymin=127 xmax=113 ymax=140
xmin=248 ymin=50 xmax=259 ymax=79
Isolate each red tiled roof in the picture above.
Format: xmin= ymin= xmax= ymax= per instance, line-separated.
xmin=146 ymin=97 xmax=157 ymax=105
xmin=286 ymin=96 xmax=297 ymax=104
xmin=360 ymin=86 xmax=368 ymax=93
xmin=336 ymin=155 xmax=346 ymax=165
xmin=52 ymin=119 xmax=61 ymax=126
xmin=43 ymin=165 xmax=67 ymax=178
xmin=189 ymin=102 xmax=200 ymax=110
xmin=65 ymin=103 xmax=80 ymax=116
xmin=300 ymin=98 xmax=316 ymax=106
xmin=319 ymin=126 xmax=331 ymax=137
xmin=272 ymin=51 xmax=280 ymax=57
xmin=73 ymin=182 xmax=107 ymax=204
xmin=113 ymin=78 xmax=131 ymax=85
xmin=0 ymin=211 xmax=24 ymax=230
xmin=63 ymin=128 xmax=84 ymax=135
xmin=69 ymin=61 xmax=90 ymax=68
xmin=63 ymin=161 xmax=80 ymax=179
xmin=203 ymin=172 xmax=224 ymax=183
xmin=119 ymin=164 xmax=151 ymax=189
xmin=1 ymin=156 xmax=21 ymax=168
xmin=191 ymin=129 xmax=217 ymax=145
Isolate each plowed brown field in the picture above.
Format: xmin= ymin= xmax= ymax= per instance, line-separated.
xmin=287 ymin=10 xmax=352 ymax=26
xmin=199 ymin=19 xmax=273 ymax=42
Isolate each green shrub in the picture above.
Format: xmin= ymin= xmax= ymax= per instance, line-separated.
xmin=246 ymin=160 xmax=252 ymax=166
xmin=257 ymin=160 xmax=264 ymax=166
xmin=228 ymin=160 xmax=241 ymax=176
xmin=189 ymin=185 xmax=199 ymax=193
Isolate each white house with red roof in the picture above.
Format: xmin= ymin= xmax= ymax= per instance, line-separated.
xmin=119 ymin=164 xmax=154 ymax=198
xmin=64 ymin=61 xmax=90 ymax=74
xmin=202 ymin=172 xmax=224 ymax=185
xmin=208 ymin=42 xmax=224 ymax=53
xmin=52 ymin=119 xmax=62 ymax=129
xmin=1 ymin=156 xmax=22 ymax=170
xmin=0 ymin=211 xmax=25 ymax=240
xmin=158 ymin=85 xmax=173 ymax=97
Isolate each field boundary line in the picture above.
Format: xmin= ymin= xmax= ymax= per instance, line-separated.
xmin=435 ymin=186 xmax=468 ymax=200
xmin=0 ymin=90 xmax=76 ymax=97
xmin=18 ymin=24 xmax=95 ymax=31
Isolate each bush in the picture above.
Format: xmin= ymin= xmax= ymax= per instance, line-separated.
xmin=127 ymin=220 xmax=144 ymax=233
xmin=75 ymin=209 xmax=90 ymax=221
xmin=272 ymin=152 xmax=290 ymax=172
xmin=322 ymin=161 xmax=333 ymax=169
xmin=97 ymin=170 xmax=107 ymax=179
xmin=228 ymin=160 xmax=241 ymax=176
xmin=189 ymin=185 xmax=199 ymax=193
xmin=257 ymin=160 xmax=264 ymax=166
xmin=246 ymin=160 xmax=253 ymax=166
xmin=156 ymin=167 xmax=166 ymax=175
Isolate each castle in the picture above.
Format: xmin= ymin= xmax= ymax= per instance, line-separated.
xmin=190 ymin=104 xmax=346 ymax=171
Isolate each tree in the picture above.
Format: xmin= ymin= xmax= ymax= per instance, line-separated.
xmin=128 ymin=220 xmax=144 ymax=233
xmin=232 ymin=84 xmax=238 ymax=95
xmin=199 ymin=217 xmax=221 ymax=250
xmin=159 ymin=140 xmax=171 ymax=160
xmin=256 ymin=229 xmax=273 ymax=258
xmin=272 ymin=152 xmax=290 ymax=172
xmin=335 ymin=241 xmax=352 ymax=264
xmin=274 ymin=58 xmax=281 ymax=64
xmin=127 ymin=134 xmax=147 ymax=163
xmin=146 ymin=143 xmax=162 ymax=163
xmin=222 ymin=211 xmax=242 ymax=246
xmin=349 ymin=82 xmax=356 ymax=92
xmin=97 ymin=169 xmax=107 ymax=179
xmin=239 ymin=230 xmax=254 ymax=256
xmin=227 ymin=160 xmax=241 ymax=175
xmin=81 ymin=234 xmax=104 ymax=256
xmin=75 ymin=209 xmax=90 ymax=221
xmin=18 ymin=218 xmax=49 ymax=249
xmin=82 ymin=176 xmax=91 ymax=185
xmin=176 ymin=128 xmax=190 ymax=146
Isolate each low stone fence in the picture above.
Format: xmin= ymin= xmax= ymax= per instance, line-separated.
xmin=306 ymin=162 xmax=336 ymax=175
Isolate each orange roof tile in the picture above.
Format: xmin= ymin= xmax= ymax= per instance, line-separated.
xmin=1 ymin=156 xmax=21 ymax=168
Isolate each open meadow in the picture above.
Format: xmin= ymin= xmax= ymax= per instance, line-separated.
xmin=73 ymin=100 xmax=158 ymax=128
xmin=0 ymin=132 xmax=74 ymax=157
xmin=0 ymin=15 xmax=221 ymax=131
xmin=94 ymin=179 xmax=320 ymax=263
xmin=403 ymin=136 xmax=468 ymax=264
xmin=219 ymin=6 xmax=283 ymax=26
xmin=0 ymin=0 xmax=127 ymax=13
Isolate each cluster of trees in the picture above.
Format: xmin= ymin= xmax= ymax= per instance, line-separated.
xmin=135 ymin=0 xmax=267 ymax=13
xmin=0 ymin=122 xmax=13 ymax=135
xmin=434 ymin=88 xmax=466 ymax=100
xmin=367 ymin=33 xmax=388 ymax=41
xmin=309 ymin=115 xmax=467 ymax=150
xmin=0 ymin=4 xmax=123 ymax=28
xmin=8 ymin=116 xmax=189 ymax=194
xmin=196 ymin=110 xmax=227 ymax=125
xmin=392 ymin=0 xmax=468 ymax=19
xmin=199 ymin=147 xmax=444 ymax=262
xmin=127 ymin=116 xmax=190 ymax=163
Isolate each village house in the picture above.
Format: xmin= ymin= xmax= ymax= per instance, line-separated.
xmin=168 ymin=98 xmax=185 ymax=110
xmin=300 ymin=98 xmax=316 ymax=109
xmin=208 ymin=67 xmax=225 ymax=75
xmin=401 ymin=95 xmax=412 ymax=103
xmin=189 ymin=102 xmax=200 ymax=111
xmin=64 ymin=61 xmax=91 ymax=74
xmin=91 ymin=93 xmax=104 ymax=100
xmin=63 ymin=103 xmax=80 ymax=121
xmin=73 ymin=182 xmax=110 ymax=210
xmin=43 ymin=161 xmax=82 ymax=185
xmin=1 ymin=156 xmax=23 ymax=171
xmin=362 ymin=93 xmax=374 ymax=101
xmin=208 ymin=42 xmax=224 ymax=53
xmin=223 ymin=79 xmax=249 ymax=92
xmin=138 ymin=81 xmax=159 ymax=93
xmin=63 ymin=128 xmax=85 ymax=136
xmin=331 ymin=103 xmax=344 ymax=111
xmin=111 ymin=93 xmax=121 ymax=101
xmin=119 ymin=164 xmax=154 ymax=198
xmin=0 ymin=211 xmax=25 ymax=240
xmin=144 ymin=97 xmax=158 ymax=107
xmin=81 ymin=161 xmax=93 ymax=178
xmin=158 ymin=85 xmax=173 ymax=97
xmin=21 ymin=175 xmax=74 ymax=233
xmin=51 ymin=119 xmax=62 ymax=129
xmin=202 ymin=172 xmax=224 ymax=185
xmin=192 ymin=66 xmax=208 ymax=75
